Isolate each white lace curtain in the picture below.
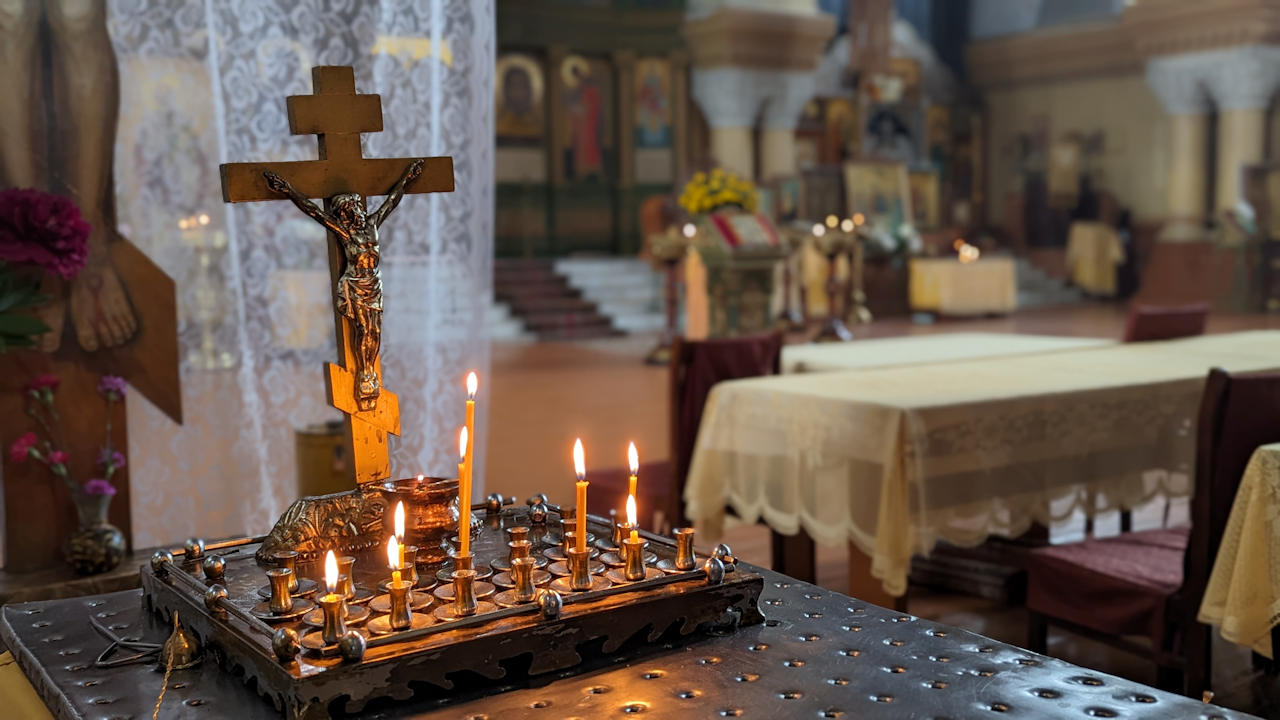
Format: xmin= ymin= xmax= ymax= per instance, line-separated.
xmin=109 ymin=0 xmax=494 ymax=547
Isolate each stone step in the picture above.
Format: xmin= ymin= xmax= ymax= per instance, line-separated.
xmin=501 ymin=295 xmax=598 ymax=314
xmin=520 ymin=311 xmax=615 ymax=331
xmin=552 ymin=257 xmax=665 ymax=338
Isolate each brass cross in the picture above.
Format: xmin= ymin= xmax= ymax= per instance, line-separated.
xmin=220 ymin=66 xmax=455 ymax=485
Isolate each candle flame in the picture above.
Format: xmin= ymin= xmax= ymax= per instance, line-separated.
xmin=626 ymin=494 xmax=637 ymax=527
xmin=394 ymin=501 xmax=405 ymax=541
xmin=387 ymin=536 xmax=399 ymax=570
xmin=458 ymin=426 xmax=469 ymax=460
xmin=573 ymin=438 xmax=586 ymax=480
xmin=324 ymin=550 xmax=338 ymax=594
xmin=466 ymin=371 xmax=478 ymax=399
xmin=853 ymin=212 xmax=866 ymax=226
xmin=627 ymin=442 xmax=638 ymax=475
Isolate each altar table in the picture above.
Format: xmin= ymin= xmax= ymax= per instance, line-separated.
xmin=1199 ymin=443 xmax=1280 ymax=659
xmin=686 ymin=331 xmax=1280 ymax=602
xmin=0 ymin=572 xmax=1256 ymax=719
xmin=781 ymin=332 xmax=1112 ymax=374
xmin=908 ymin=256 xmax=1018 ymax=316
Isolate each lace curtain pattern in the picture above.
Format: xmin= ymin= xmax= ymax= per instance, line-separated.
xmin=109 ymin=0 xmax=494 ymax=547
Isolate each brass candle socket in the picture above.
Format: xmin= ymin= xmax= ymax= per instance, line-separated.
xmin=675 ymin=528 xmax=696 ymax=571
xmin=336 ymin=573 xmax=354 ymax=600
xmin=453 ymin=569 xmax=479 ymax=617
xmin=387 ymin=579 xmax=414 ymax=631
xmin=613 ymin=522 xmax=631 ymax=547
xmin=454 ymin=553 xmax=474 ymax=573
xmin=509 ymin=539 xmax=532 ymax=565
xmin=562 ymin=529 xmax=577 ymax=556
xmin=402 ymin=545 xmax=419 ymax=585
xmin=319 ymin=593 xmax=347 ymax=645
xmin=273 ymin=550 xmax=301 ymax=593
xmin=512 ymin=556 xmax=538 ymax=603
xmin=505 ymin=526 xmax=529 ymax=546
xmin=623 ymin=537 xmax=646 ymax=582
xmin=267 ymin=568 xmax=294 ymax=614
xmin=567 ymin=547 xmax=592 ymax=592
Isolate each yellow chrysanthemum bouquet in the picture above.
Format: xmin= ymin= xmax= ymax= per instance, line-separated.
xmin=677 ymin=168 xmax=758 ymax=216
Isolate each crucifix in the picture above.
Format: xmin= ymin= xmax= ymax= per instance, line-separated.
xmin=220 ymin=65 xmax=454 ymax=485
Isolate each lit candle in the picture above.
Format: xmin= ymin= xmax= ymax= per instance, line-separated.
xmin=573 ymin=438 xmax=588 ymax=553
xmin=627 ymin=442 xmax=639 ymax=504
xmin=626 ymin=494 xmax=639 ymax=542
xmin=462 ymin=371 xmax=478 ymax=506
xmin=324 ymin=549 xmax=339 ymax=600
xmin=387 ymin=536 xmax=401 ymax=585
xmin=457 ymin=426 xmax=470 ymax=557
xmin=394 ymin=500 xmax=406 ymax=568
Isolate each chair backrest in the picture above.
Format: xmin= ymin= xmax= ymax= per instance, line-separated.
xmin=669 ymin=332 xmax=783 ymax=522
xmin=1123 ymin=302 xmax=1210 ymax=342
xmin=1181 ymin=368 xmax=1280 ymax=617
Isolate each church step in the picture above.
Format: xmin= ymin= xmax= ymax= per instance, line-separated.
xmin=500 ymin=295 xmax=598 ymax=314
xmin=520 ymin=311 xmax=616 ymax=331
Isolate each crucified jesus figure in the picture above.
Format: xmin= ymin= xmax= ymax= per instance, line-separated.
xmin=264 ymin=159 xmax=423 ymax=411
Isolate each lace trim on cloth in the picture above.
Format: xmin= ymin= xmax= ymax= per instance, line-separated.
xmin=686 ymin=375 xmax=1201 ymax=597
xmin=1199 ymin=444 xmax=1280 ymax=659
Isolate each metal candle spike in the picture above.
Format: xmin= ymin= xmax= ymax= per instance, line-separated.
xmin=267 ymin=568 xmax=294 ymax=614
xmin=453 ymin=569 xmax=479 ymax=616
xmin=675 ymin=528 xmax=696 ymax=571
xmin=512 ymin=556 xmax=537 ymax=603
xmin=567 ymin=547 xmax=592 ymax=592
xmin=319 ymin=592 xmax=347 ymax=645
xmin=387 ymin=579 xmax=413 ymax=631
xmin=623 ymin=537 xmax=647 ymax=582
xmin=612 ymin=516 xmax=626 ymax=547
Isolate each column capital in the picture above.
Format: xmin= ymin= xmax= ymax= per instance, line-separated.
xmin=760 ymin=71 xmax=816 ymax=130
xmin=1145 ymin=54 xmax=1210 ymax=115
xmin=1204 ymin=45 xmax=1280 ymax=111
xmin=691 ymin=66 xmax=767 ymax=128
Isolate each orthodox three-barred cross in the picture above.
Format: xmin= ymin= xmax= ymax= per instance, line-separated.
xmin=220 ymin=66 xmax=454 ymax=485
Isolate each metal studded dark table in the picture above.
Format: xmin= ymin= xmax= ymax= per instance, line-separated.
xmin=0 ymin=565 xmax=1256 ymax=720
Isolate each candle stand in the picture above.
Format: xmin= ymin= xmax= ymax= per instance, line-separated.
xmin=845 ymin=228 xmax=873 ymax=326
xmin=139 ymin=483 xmax=762 ymax=719
xmin=645 ymin=228 xmax=690 ymax=366
xmin=776 ymin=229 xmax=808 ymax=331
xmin=813 ymin=229 xmax=856 ymax=342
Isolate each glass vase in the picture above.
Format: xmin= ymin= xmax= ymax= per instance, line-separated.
xmin=64 ymin=492 xmax=126 ymax=575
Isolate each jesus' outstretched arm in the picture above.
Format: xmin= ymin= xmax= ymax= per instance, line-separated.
xmin=263 ymin=171 xmax=345 ymax=236
xmin=370 ymin=159 xmax=425 ymax=228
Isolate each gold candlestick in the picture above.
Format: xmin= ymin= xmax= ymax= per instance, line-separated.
xmin=623 ymin=537 xmax=646 ymax=582
xmin=319 ymin=592 xmax=347 ymax=645
xmin=509 ymin=539 xmax=531 ymax=565
xmin=336 ymin=557 xmax=356 ymax=598
xmin=274 ymin=550 xmax=301 ymax=593
xmin=567 ymin=547 xmax=592 ymax=592
xmin=658 ymin=527 xmax=698 ymax=574
xmin=453 ymin=569 xmax=479 ymax=617
xmin=268 ymin=568 xmax=294 ymax=614
xmin=387 ymin=579 xmax=413 ymax=631
xmin=512 ymin=557 xmax=538 ymax=604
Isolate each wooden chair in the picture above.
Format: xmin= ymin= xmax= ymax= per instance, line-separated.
xmin=1025 ymin=368 xmax=1280 ymax=697
xmin=585 ymin=333 xmax=783 ymax=534
xmin=1123 ymin=302 xmax=1210 ymax=342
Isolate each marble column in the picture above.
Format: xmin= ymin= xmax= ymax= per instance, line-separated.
xmin=1145 ymin=54 xmax=1210 ymax=241
xmin=759 ymin=72 xmax=816 ymax=180
xmin=690 ymin=67 xmax=763 ymax=178
xmin=1205 ymin=46 xmax=1280 ymax=213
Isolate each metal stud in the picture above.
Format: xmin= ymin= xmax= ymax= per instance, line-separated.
xmin=338 ymin=631 xmax=366 ymax=662
xmin=203 ymin=585 xmax=228 ymax=616
xmin=202 ymin=555 xmax=226 ymax=584
xmin=150 ymin=551 xmax=173 ymax=576
xmin=183 ymin=538 xmax=206 ymax=561
xmin=704 ymin=557 xmax=725 ymax=585
xmin=271 ymin=628 xmax=300 ymax=662
xmin=538 ymin=588 xmax=562 ymax=620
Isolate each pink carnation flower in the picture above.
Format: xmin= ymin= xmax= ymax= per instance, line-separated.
xmin=0 ymin=189 xmax=90 ymax=280
xmin=97 ymin=375 xmax=127 ymax=400
xmin=9 ymin=432 xmax=37 ymax=463
xmin=24 ymin=374 xmax=60 ymax=393
xmin=48 ymin=450 xmax=69 ymax=466
xmin=82 ymin=478 xmax=117 ymax=496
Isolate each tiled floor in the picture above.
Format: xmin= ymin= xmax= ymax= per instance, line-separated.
xmin=483 ymin=303 xmax=1280 ymax=717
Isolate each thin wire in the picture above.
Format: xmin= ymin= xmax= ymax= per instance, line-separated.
xmin=152 ymin=651 xmax=174 ymax=720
